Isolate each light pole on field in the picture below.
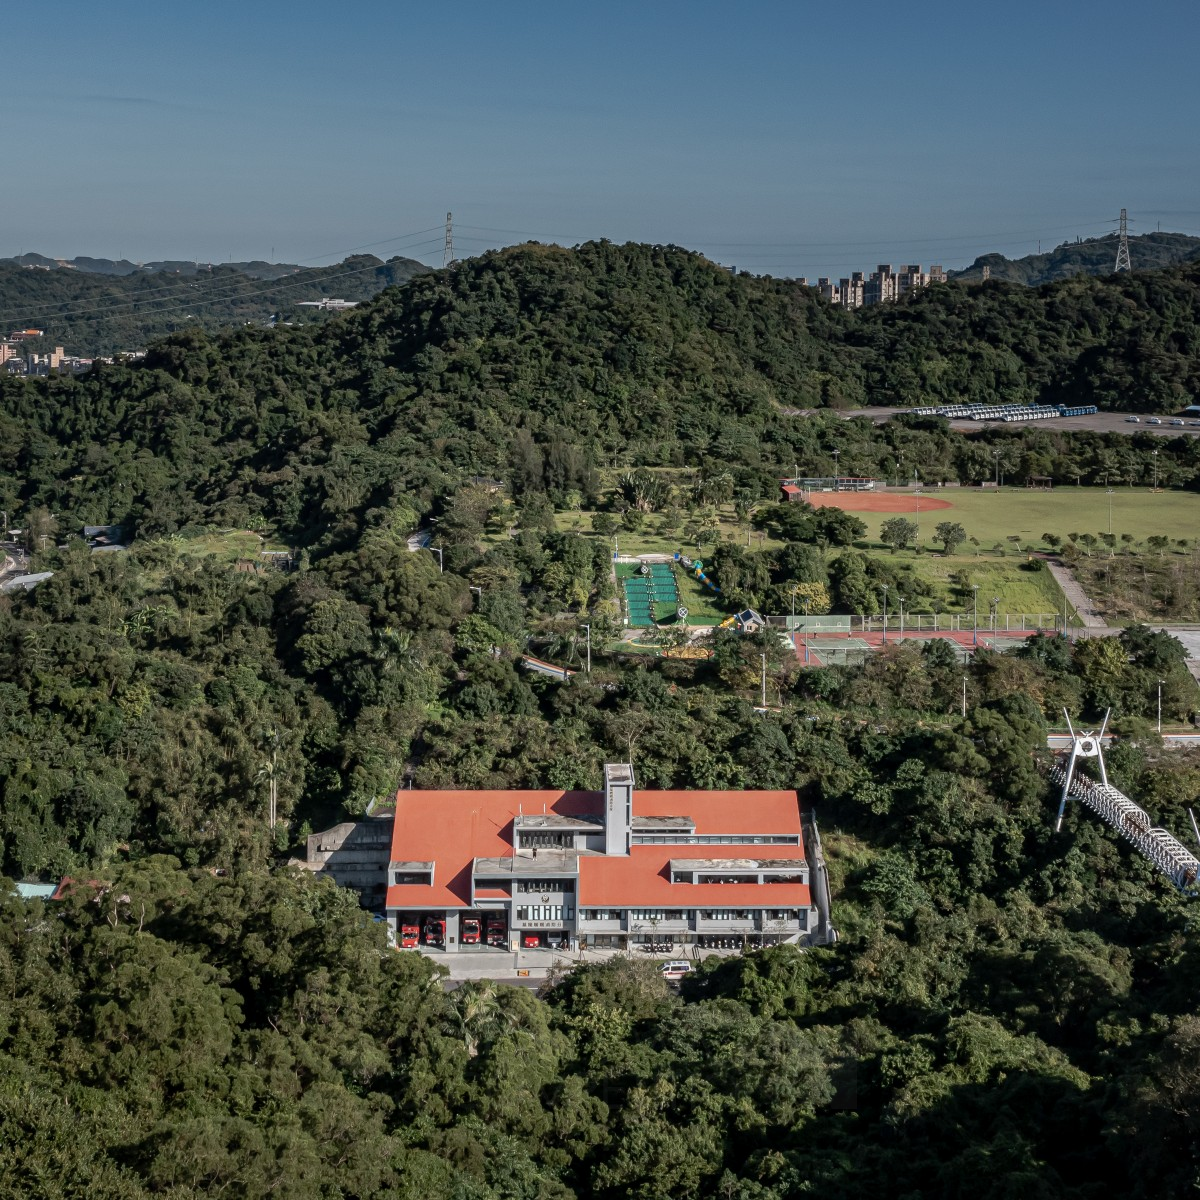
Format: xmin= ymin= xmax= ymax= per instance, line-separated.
xmin=1153 ymin=449 xmax=1159 ymax=491
xmin=881 ymin=584 xmax=889 ymax=645
xmin=972 ymin=584 xmax=980 ymax=647
xmin=991 ymin=595 xmax=1000 ymax=634
xmin=961 ymin=675 xmax=968 ymax=718
xmin=832 ymin=449 xmax=840 ymax=490
xmin=897 ymin=594 xmax=905 ymax=641
xmin=1107 ymin=488 xmax=1114 ymax=535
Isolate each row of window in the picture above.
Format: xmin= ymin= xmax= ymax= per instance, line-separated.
xmin=632 ymin=834 xmax=800 ymax=845
xmin=392 ymin=873 xmax=431 ymax=885
xmin=515 ymin=878 xmax=576 ymax=893
xmin=516 ymin=905 xmax=574 ymax=921
xmin=578 ymin=909 xmax=805 ymax=923
xmin=516 ymin=833 xmax=573 ymax=848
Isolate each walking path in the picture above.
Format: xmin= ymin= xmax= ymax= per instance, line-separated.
xmin=1042 ymin=558 xmax=1105 ymax=628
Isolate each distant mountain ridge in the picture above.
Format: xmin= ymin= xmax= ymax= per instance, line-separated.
xmin=0 ymin=253 xmax=431 ymax=355
xmin=3 ymin=253 xmax=308 ymax=280
xmin=950 ymin=231 xmax=1200 ymax=285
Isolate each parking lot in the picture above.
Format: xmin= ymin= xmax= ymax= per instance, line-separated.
xmin=814 ymin=406 xmax=1200 ymax=437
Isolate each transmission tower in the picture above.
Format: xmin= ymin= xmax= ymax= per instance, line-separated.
xmin=1114 ymin=208 xmax=1132 ymax=272
xmin=442 ymin=211 xmax=455 ymax=268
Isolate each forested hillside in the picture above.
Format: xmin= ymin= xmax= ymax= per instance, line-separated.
xmin=951 ymin=230 xmax=1200 ymax=285
xmin=1 ymin=240 xmax=1199 ymax=1197
xmin=0 ymin=253 xmax=429 ymax=356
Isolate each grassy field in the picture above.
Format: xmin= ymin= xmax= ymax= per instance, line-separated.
xmin=841 ymin=487 xmax=1200 ymax=549
xmin=869 ymin=550 xmax=1070 ymax=620
xmin=156 ymin=529 xmax=291 ymax=563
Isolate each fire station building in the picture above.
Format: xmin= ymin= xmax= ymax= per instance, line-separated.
xmin=385 ymin=764 xmax=818 ymax=953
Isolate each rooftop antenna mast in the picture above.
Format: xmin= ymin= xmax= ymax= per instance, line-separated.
xmin=1115 ymin=208 xmax=1132 ymax=272
xmin=442 ymin=211 xmax=455 ymax=268
xmin=1051 ymin=709 xmax=1199 ymax=894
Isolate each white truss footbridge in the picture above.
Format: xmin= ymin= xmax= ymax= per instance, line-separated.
xmin=1051 ymin=710 xmax=1200 ymax=896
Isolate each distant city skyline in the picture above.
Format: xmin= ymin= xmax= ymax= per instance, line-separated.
xmin=3 ymin=1 xmax=1198 ymax=279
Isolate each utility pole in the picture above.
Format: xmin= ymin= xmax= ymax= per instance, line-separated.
xmin=1158 ymin=679 xmax=1164 ymax=733
xmin=442 ymin=211 xmax=455 ymax=267
xmin=760 ymin=654 xmax=767 ymax=709
xmin=803 ymin=599 xmax=810 ymax=664
xmin=1115 ymin=208 xmax=1132 ymax=273
xmin=581 ymin=623 xmax=591 ymax=674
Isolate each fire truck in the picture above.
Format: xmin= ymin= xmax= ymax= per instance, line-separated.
xmin=461 ymin=916 xmax=482 ymax=944
xmin=486 ymin=914 xmax=508 ymax=947
xmin=422 ymin=917 xmax=446 ymax=947
xmin=398 ymin=922 xmax=420 ymax=949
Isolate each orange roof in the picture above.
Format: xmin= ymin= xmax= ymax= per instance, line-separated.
xmin=579 ymin=842 xmax=808 ymax=907
xmin=385 ymin=787 xmax=808 ymax=911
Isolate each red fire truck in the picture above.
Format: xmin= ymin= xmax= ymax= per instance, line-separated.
xmin=398 ymin=922 xmax=420 ymax=949
xmin=486 ymin=914 xmax=508 ymax=947
xmin=422 ymin=917 xmax=446 ymax=947
xmin=461 ymin=916 xmax=482 ymax=944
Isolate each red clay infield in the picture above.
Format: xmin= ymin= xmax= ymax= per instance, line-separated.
xmin=804 ymin=492 xmax=952 ymax=513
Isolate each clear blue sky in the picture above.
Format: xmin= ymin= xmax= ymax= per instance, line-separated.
xmin=3 ymin=0 xmax=1198 ymax=277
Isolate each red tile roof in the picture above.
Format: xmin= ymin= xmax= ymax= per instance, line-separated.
xmin=385 ymin=787 xmax=808 ymax=911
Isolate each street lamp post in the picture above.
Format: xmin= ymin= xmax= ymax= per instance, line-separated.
xmin=897 ymin=594 xmax=905 ymax=641
xmin=880 ymin=584 xmax=889 ymax=645
xmin=1107 ymin=488 xmax=1114 ymax=535
xmin=961 ymin=675 xmax=968 ymax=718
xmin=581 ymin=623 xmax=591 ymax=674
xmin=991 ymin=595 xmax=1000 ymax=634
xmin=761 ymin=654 xmax=767 ymax=709
xmin=972 ymin=584 xmax=980 ymax=647
xmin=832 ymin=449 xmax=840 ymax=489
xmin=803 ymin=599 xmax=810 ymax=664
xmin=469 ymin=585 xmax=482 ymax=605
xmin=1153 ymin=449 xmax=1159 ymax=491
xmin=1158 ymin=679 xmax=1164 ymax=733
xmin=429 ymin=545 xmax=444 ymax=574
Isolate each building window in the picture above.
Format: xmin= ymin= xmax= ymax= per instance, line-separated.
xmin=700 ymin=910 xmax=752 ymax=921
xmin=628 ymin=910 xmax=684 ymax=922
xmin=515 ymin=879 xmax=576 ymax=893
xmin=697 ymin=874 xmax=756 ymax=884
xmin=581 ymin=909 xmax=620 ymax=921
xmin=392 ymin=872 xmax=431 ymax=885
